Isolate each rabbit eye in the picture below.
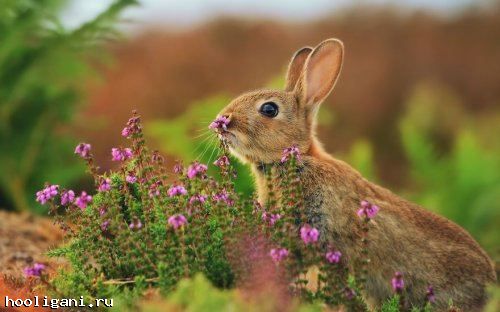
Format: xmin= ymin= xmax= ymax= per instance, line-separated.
xmin=259 ymin=102 xmax=279 ymax=118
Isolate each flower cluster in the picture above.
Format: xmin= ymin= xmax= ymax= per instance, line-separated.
xmin=391 ymin=271 xmax=405 ymax=293
xmin=208 ymin=115 xmax=230 ymax=132
xmin=262 ymin=212 xmax=281 ymax=226
xmin=129 ymin=218 xmax=143 ymax=230
xmin=74 ymin=143 xmax=91 ymax=158
xmin=98 ymin=178 xmax=112 ymax=192
xmin=187 ymin=161 xmax=208 ymax=179
xmin=269 ymin=248 xmax=289 ymax=263
xmin=168 ymin=214 xmax=187 ymax=230
xmin=281 ymin=145 xmax=301 ymax=163
xmin=111 ymin=147 xmax=133 ymax=161
xmin=357 ymin=200 xmax=380 ymax=220
xmin=213 ymin=189 xmax=234 ymax=206
xmin=24 ymin=263 xmax=46 ymax=278
xmin=60 ymin=190 xmax=75 ymax=206
xmin=213 ymin=155 xmax=230 ymax=168
xmin=325 ymin=250 xmax=342 ymax=264
xmin=121 ymin=114 xmax=141 ymax=138
xmin=167 ymin=185 xmax=187 ymax=197
xmin=189 ymin=194 xmax=207 ymax=205
xmin=300 ymin=224 xmax=320 ymax=244
xmin=36 ymin=185 xmax=59 ymax=205
xmin=75 ymin=191 xmax=92 ymax=210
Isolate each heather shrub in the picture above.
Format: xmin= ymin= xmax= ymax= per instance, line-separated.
xmin=33 ymin=112 xmax=442 ymax=311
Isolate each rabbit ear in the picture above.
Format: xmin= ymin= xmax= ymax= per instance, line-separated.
xmin=284 ymin=47 xmax=313 ymax=92
xmin=297 ymin=39 xmax=344 ymax=110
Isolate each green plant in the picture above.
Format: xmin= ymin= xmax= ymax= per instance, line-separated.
xmin=0 ymin=0 xmax=136 ymax=212
xmin=399 ymin=83 xmax=500 ymax=253
xmin=28 ymin=112 xmax=435 ymax=311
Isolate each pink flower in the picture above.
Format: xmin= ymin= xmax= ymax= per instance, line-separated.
xmin=281 ymin=145 xmax=301 ymax=163
xmin=426 ymin=286 xmax=435 ymax=303
xmin=111 ymin=147 xmax=133 ymax=161
xmin=300 ymin=224 xmax=319 ymax=244
xmin=129 ymin=218 xmax=143 ymax=230
xmin=213 ymin=189 xmax=234 ymax=206
xmin=36 ymin=185 xmax=59 ymax=205
xmin=99 ymin=207 xmax=107 ymax=216
xmin=213 ymin=155 xmax=230 ymax=167
xmin=149 ymin=181 xmax=163 ymax=197
xmin=357 ymin=200 xmax=380 ymax=220
xmin=325 ymin=250 xmax=342 ymax=264
xmin=269 ymin=248 xmax=289 ymax=263
xmin=74 ymin=143 xmax=91 ymax=158
xmin=75 ymin=191 xmax=92 ymax=210
xmin=60 ymin=190 xmax=75 ymax=206
xmin=262 ymin=212 xmax=282 ymax=226
xmin=173 ymin=161 xmax=183 ymax=174
xmin=187 ymin=161 xmax=208 ymax=179
xmin=100 ymin=220 xmax=110 ymax=232
xmin=189 ymin=194 xmax=207 ymax=205
xmin=167 ymin=185 xmax=187 ymax=197
xmin=344 ymin=287 xmax=356 ymax=300
xmin=126 ymin=174 xmax=137 ymax=183
xmin=391 ymin=272 xmax=404 ymax=293
xmin=121 ymin=116 xmax=141 ymax=138
xmin=168 ymin=214 xmax=187 ymax=230
xmin=209 ymin=115 xmax=230 ymax=132
xmin=151 ymin=151 xmax=164 ymax=163
xmin=98 ymin=178 xmax=111 ymax=192
xmin=23 ymin=263 xmax=46 ymax=278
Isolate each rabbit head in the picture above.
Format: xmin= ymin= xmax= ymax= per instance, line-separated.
xmin=215 ymin=39 xmax=344 ymax=164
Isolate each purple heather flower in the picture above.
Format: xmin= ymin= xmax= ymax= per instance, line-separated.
xmin=129 ymin=218 xmax=143 ymax=230
xmin=262 ymin=212 xmax=282 ymax=226
xmin=209 ymin=115 xmax=230 ymax=132
xmin=60 ymin=190 xmax=75 ymax=206
xmin=281 ymin=145 xmax=301 ymax=163
xmin=212 ymin=189 xmax=234 ymax=206
xmin=344 ymin=287 xmax=356 ymax=300
xmin=325 ymin=250 xmax=342 ymax=264
xmin=168 ymin=214 xmax=187 ymax=230
xmin=74 ymin=143 xmax=91 ymax=158
xmin=126 ymin=174 xmax=137 ymax=184
xmin=23 ymin=262 xmax=46 ymax=278
xmin=111 ymin=147 xmax=133 ymax=161
xmin=357 ymin=200 xmax=380 ymax=220
xmin=151 ymin=150 xmax=164 ymax=163
xmin=121 ymin=116 xmax=141 ymax=138
xmin=100 ymin=220 xmax=110 ymax=231
xmin=36 ymin=185 xmax=59 ymax=205
xmin=149 ymin=181 xmax=162 ymax=198
xmin=75 ymin=191 xmax=92 ymax=210
xmin=167 ymin=185 xmax=187 ymax=197
xmin=189 ymin=194 xmax=207 ymax=205
xmin=391 ymin=272 xmax=405 ymax=293
xmin=173 ymin=161 xmax=184 ymax=174
xmin=426 ymin=286 xmax=435 ymax=303
xmin=99 ymin=207 xmax=107 ymax=216
xmin=98 ymin=178 xmax=111 ymax=192
xmin=300 ymin=224 xmax=320 ymax=244
xmin=213 ymin=155 xmax=230 ymax=167
xmin=187 ymin=161 xmax=208 ymax=179
xmin=269 ymin=248 xmax=289 ymax=263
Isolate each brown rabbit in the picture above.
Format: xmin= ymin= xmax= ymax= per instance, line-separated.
xmin=213 ymin=38 xmax=496 ymax=310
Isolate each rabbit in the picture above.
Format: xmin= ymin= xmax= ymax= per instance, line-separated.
xmin=213 ymin=38 xmax=497 ymax=311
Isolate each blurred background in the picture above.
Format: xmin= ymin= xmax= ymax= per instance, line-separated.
xmin=1 ymin=0 xmax=499 ymax=259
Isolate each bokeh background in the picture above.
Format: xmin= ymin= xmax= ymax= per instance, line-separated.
xmin=1 ymin=0 xmax=499 ymax=262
